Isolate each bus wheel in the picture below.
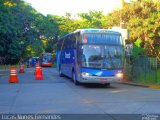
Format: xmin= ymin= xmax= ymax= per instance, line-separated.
xmin=72 ymin=71 xmax=79 ymax=85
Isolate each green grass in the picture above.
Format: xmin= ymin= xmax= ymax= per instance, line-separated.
xmin=157 ymin=69 xmax=160 ymax=84
xmin=0 ymin=64 xmax=27 ymax=69
xmin=134 ymin=69 xmax=160 ymax=85
xmin=0 ymin=65 xmax=11 ymax=69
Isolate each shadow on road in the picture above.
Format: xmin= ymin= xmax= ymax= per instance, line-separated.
xmin=82 ymin=83 xmax=116 ymax=89
xmin=63 ymin=75 xmax=117 ymax=89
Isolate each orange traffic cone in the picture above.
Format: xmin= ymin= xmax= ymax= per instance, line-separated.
xmin=19 ymin=64 xmax=24 ymax=73
xmin=34 ymin=63 xmax=40 ymax=75
xmin=9 ymin=66 xmax=19 ymax=83
xmin=35 ymin=64 xmax=43 ymax=80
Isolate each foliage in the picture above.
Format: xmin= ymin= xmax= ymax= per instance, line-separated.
xmin=0 ymin=0 xmax=160 ymax=64
xmin=132 ymin=39 xmax=144 ymax=59
xmin=0 ymin=0 xmax=58 ymax=63
xmin=78 ymin=10 xmax=105 ymax=28
xmin=121 ymin=0 xmax=160 ymax=57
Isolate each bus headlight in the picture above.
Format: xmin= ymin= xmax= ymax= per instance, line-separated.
xmin=81 ymin=72 xmax=93 ymax=76
xmin=115 ymin=72 xmax=123 ymax=78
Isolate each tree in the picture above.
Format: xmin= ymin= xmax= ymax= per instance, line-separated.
xmin=78 ymin=10 xmax=105 ymax=28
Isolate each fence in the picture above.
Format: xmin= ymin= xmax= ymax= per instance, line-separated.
xmin=125 ymin=55 xmax=160 ymax=85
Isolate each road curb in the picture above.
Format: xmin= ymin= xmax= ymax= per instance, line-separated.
xmin=148 ymin=86 xmax=160 ymax=90
xmin=121 ymin=81 xmax=160 ymax=90
xmin=121 ymin=81 xmax=149 ymax=87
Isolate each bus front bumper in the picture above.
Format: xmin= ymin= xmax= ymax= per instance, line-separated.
xmin=79 ymin=75 xmax=121 ymax=84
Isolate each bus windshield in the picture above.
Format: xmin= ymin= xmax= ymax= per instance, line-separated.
xmin=82 ymin=45 xmax=124 ymax=69
xmin=42 ymin=55 xmax=52 ymax=63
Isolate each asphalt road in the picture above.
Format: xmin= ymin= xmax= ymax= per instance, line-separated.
xmin=0 ymin=67 xmax=160 ymax=120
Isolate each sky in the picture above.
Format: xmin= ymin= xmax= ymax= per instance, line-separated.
xmin=23 ymin=0 xmax=131 ymax=16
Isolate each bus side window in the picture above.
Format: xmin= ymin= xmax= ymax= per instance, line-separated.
xmin=68 ymin=36 xmax=72 ymax=49
xmin=71 ymin=35 xmax=74 ymax=49
xmin=64 ymin=39 xmax=67 ymax=50
xmin=73 ymin=35 xmax=77 ymax=49
xmin=66 ymin=37 xmax=69 ymax=49
xmin=69 ymin=36 xmax=72 ymax=49
xmin=77 ymin=45 xmax=82 ymax=65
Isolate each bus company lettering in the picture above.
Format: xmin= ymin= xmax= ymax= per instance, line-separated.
xmin=65 ymin=52 xmax=71 ymax=59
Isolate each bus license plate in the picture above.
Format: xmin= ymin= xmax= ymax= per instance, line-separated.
xmin=100 ymin=78 xmax=107 ymax=81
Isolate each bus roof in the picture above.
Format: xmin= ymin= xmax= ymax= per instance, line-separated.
xmin=58 ymin=29 xmax=121 ymax=41
xmin=74 ymin=29 xmax=121 ymax=35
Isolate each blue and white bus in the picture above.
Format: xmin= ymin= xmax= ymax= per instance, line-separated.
xmin=56 ymin=29 xmax=125 ymax=85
